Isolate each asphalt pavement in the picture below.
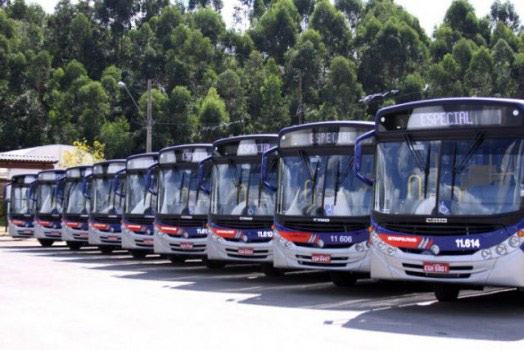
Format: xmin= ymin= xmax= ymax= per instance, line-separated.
xmin=0 ymin=237 xmax=523 ymax=350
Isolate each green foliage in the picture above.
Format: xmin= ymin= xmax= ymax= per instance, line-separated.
xmin=0 ymin=0 xmax=523 ymax=157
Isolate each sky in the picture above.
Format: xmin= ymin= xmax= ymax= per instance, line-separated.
xmin=26 ymin=0 xmax=524 ymax=36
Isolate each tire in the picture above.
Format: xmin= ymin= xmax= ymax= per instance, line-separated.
xmin=169 ymin=255 xmax=186 ymax=264
xmin=130 ymin=250 xmax=147 ymax=259
xmin=205 ymin=259 xmax=225 ymax=269
xmin=99 ymin=246 xmax=114 ymax=254
xmin=38 ymin=239 xmax=54 ymax=247
xmin=434 ymin=285 xmax=460 ymax=302
xmin=261 ymin=263 xmax=284 ymax=277
xmin=66 ymin=241 xmax=83 ymax=251
xmin=329 ymin=271 xmax=357 ymax=287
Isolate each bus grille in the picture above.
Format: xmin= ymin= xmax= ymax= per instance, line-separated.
xmin=383 ymin=223 xmax=501 ymax=236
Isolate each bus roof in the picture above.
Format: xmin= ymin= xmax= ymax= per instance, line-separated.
xmin=11 ymin=173 xmax=38 ymax=181
xmin=213 ymin=134 xmax=278 ymax=147
xmin=279 ymin=120 xmax=374 ymax=137
xmin=126 ymin=152 xmax=158 ymax=161
xmin=376 ymin=97 xmax=524 ymax=123
xmin=159 ymin=143 xmax=213 ymax=153
xmin=93 ymin=159 xmax=126 ymax=167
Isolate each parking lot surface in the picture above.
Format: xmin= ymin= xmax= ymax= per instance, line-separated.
xmin=0 ymin=237 xmax=523 ymax=350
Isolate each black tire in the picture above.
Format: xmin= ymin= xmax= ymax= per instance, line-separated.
xmin=434 ymin=285 xmax=460 ymax=302
xmin=66 ymin=241 xmax=83 ymax=251
xmin=205 ymin=259 xmax=225 ymax=269
xmin=330 ymin=271 xmax=357 ymax=287
xmin=99 ymin=246 xmax=114 ymax=254
xmin=130 ymin=250 xmax=147 ymax=259
xmin=261 ymin=263 xmax=284 ymax=277
xmin=168 ymin=255 xmax=186 ymax=264
xmin=38 ymin=239 xmax=54 ymax=247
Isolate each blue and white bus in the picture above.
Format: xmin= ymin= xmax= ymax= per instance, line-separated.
xmin=266 ymin=121 xmax=375 ymax=286
xmin=88 ymin=160 xmax=126 ymax=254
xmin=154 ymin=144 xmax=213 ymax=263
xmin=61 ymin=166 xmax=92 ymax=250
xmin=203 ymin=135 xmax=279 ymax=272
xmin=355 ymin=97 xmax=524 ymax=301
xmin=7 ymin=174 xmax=37 ymax=238
xmin=33 ymin=169 xmax=66 ymax=247
xmin=122 ymin=153 xmax=158 ymax=259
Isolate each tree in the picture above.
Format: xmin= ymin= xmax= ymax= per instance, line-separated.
xmin=464 ymin=47 xmax=494 ymax=96
xmin=198 ymin=87 xmax=229 ymax=141
xmin=444 ymin=0 xmax=480 ymax=38
xmin=490 ymin=0 xmax=520 ymax=31
xmin=100 ymin=117 xmax=132 ymax=158
xmin=310 ymin=0 xmax=351 ymax=57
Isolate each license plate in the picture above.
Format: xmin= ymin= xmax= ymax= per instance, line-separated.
xmin=107 ymin=235 xmax=119 ymax=241
xmin=48 ymin=231 xmax=61 ymax=237
xmin=238 ymin=247 xmax=254 ymax=256
xmin=180 ymin=242 xmax=193 ymax=250
xmin=311 ymin=254 xmax=331 ymax=264
xmin=143 ymin=239 xmax=153 ymax=245
xmin=423 ymin=262 xmax=450 ymax=274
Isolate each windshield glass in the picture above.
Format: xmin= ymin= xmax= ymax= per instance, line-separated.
xmin=158 ymin=166 xmax=210 ymax=215
xmin=37 ymin=183 xmax=62 ymax=214
xmin=375 ymin=137 xmax=524 ymax=216
xmin=11 ymin=186 xmax=32 ymax=214
xmin=126 ymin=173 xmax=156 ymax=215
xmin=64 ymin=180 xmax=89 ymax=215
xmin=93 ymin=177 xmax=124 ymax=215
xmin=211 ymin=161 xmax=275 ymax=216
xmin=278 ymin=153 xmax=373 ymax=217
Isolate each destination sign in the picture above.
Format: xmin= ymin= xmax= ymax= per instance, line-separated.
xmin=12 ymin=175 xmax=36 ymax=185
xmin=216 ymin=138 xmax=278 ymax=157
xmin=93 ymin=163 xmax=125 ymax=175
xmin=38 ymin=172 xmax=60 ymax=181
xmin=280 ymin=127 xmax=373 ymax=148
xmin=379 ymin=104 xmax=522 ymax=131
xmin=66 ymin=167 xmax=91 ymax=179
xmin=127 ymin=156 xmax=157 ymax=170
xmin=159 ymin=147 xmax=212 ymax=164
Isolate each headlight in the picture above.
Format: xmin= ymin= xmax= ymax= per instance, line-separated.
xmin=508 ymin=235 xmax=521 ymax=248
xmin=355 ymin=242 xmax=367 ymax=253
xmin=495 ymin=243 xmax=508 ymax=256
xmin=480 ymin=249 xmax=492 ymax=259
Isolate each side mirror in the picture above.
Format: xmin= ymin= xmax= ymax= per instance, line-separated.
xmin=197 ymin=156 xmax=213 ymax=194
xmin=145 ymin=163 xmax=159 ymax=195
xmin=261 ymin=146 xmax=279 ymax=192
xmin=354 ymin=130 xmax=375 ymax=186
xmin=113 ymin=169 xmax=127 ymax=198
xmin=82 ymin=174 xmax=93 ymax=199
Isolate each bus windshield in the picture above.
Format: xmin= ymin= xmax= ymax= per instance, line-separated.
xmin=37 ymin=183 xmax=62 ymax=214
xmin=375 ymin=137 xmax=524 ymax=216
xmin=278 ymin=153 xmax=374 ymax=217
xmin=11 ymin=186 xmax=32 ymax=215
xmin=64 ymin=180 xmax=89 ymax=215
xmin=159 ymin=167 xmax=210 ymax=215
xmin=212 ymin=161 xmax=275 ymax=216
xmin=126 ymin=173 xmax=155 ymax=215
xmin=93 ymin=177 xmax=124 ymax=215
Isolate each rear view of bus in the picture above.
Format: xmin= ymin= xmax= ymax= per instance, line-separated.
xmin=8 ymin=174 xmax=37 ymax=238
xmin=33 ymin=170 xmax=66 ymax=247
xmin=154 ymin=144 xmax=213 ymax=263
xmin=355 ymin=97 xmax=524 ymax=301
xmin=89 ymin=160 xmax=126 ymax=254
xmin=62 ymin=166 xmax=92 ymax=251
xmin=271 ymin=122 xmax=375 ymax=286
xmin=122 ymin=153 xmax=158 ymax=259
xmin=205 ymin=135 xmax=278 ymax=271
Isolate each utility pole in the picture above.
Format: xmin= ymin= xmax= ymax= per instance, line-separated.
xmin=146 ymin=79 xmax=152 ymax=153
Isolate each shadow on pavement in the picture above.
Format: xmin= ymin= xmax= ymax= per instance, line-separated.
xmin=3 ymin=239 xmax=524 ymax=341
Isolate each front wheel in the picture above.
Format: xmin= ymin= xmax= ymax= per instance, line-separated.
xmin=329 ymin=271 xmax=357 ymax=287
xmin=261 ymin=263 xmax=284 ymax=277
xmin=205 ymin=259 xmax=225 ymax=269
xmin=99 ymin=246 xmax=114 ymax=254
xmin=38 ymin=239 xmax=54 ymax=247
xmin=66 ymin=241 xmax=83 ymax=251
xmin=434 ymin=285 xmax=460 ymax=302
xmin=130 ymin=250 xmax=147 ymax=259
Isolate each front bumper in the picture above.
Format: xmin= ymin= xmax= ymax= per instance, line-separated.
xmin=62 ymin=225 xmax=89 ymax=242
xmin=370 ymin=234 xmax=524 ymax=288
xmin=153 ymin=232 xmax=207 ymax=257
xmin=121 ymin=227 xmax=154 ymax=251
xmin=88 ymin=227 xmax=121 ymax=247
xmin=8 ymin=222 xmax=34 ymax=238
xmin=34 ymin=223 xmax=62 ymax=240
xmin=273 ymin=231 xmax=370 ymax=272
xmin=206 ymin=233 xmax=272 ymax=262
